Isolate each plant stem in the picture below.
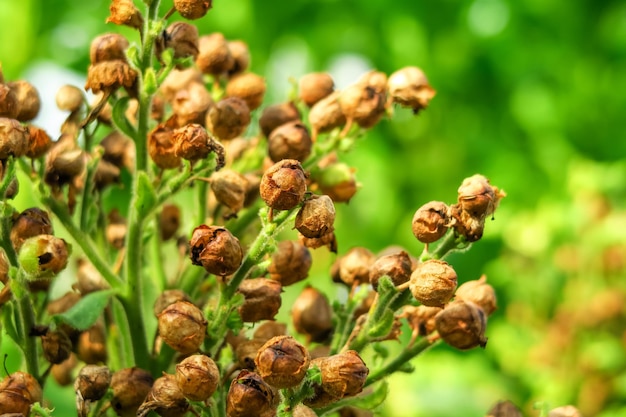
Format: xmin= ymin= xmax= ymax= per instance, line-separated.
xmin=12 ymin=272 xmax=40 ymax=383
xmin=364 ymin=337 xmax=436 ymax=388
xmin=196 ymin=180 xmax=208 ymax=226
xmin=421 ymin=231 xmax=469 ymax=261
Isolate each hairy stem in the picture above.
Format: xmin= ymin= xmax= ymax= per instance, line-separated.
xmin=364 ymin=337 xmax=436 ymax=387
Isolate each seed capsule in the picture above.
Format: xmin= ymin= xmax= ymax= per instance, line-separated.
xmin=41 ymin=329 xmax=72 ymax=364
xmin=189 ymin=225 xmax=243 ymax=276
xmin=175 ymin=354 xmax=220 ymax=401
xmin=401 ymin=305 xmax=442 ymax=337
xmin=10 ymin=207 xmax=53 ymax=251
xmin=252 ymin=321 xmax=288 ymax=342
xmin=9 ymin=80 xmax=41 ymax=122
xmin=153 ymin=289 xmax=191 ymax=316
xmin=457 ymin=174 xmax=505 ymax=219
xmin=435 ymin=300 xmax=487 ymax=350
xmin=26 ymin=126 xmax=52 ymax=159
xmin=268 ymin=121 xmax=312 ymax=163
xmin=260 ymin=159 xmax=307 ymax=211
xmin=210 ymin=169 xmax=249 ymax=215
xmin=157 ymin=301 xmax=207 ymax=354
xmin=107 ymin=0 xmax=143 ymax=29
xmin=111 ymin=368 xmax=154 ymax=417
xmin=137 ymin=373 xmax=189 ymax=417
xmin=158 ymin=204 xmax=181 ymax=241
xmin=172 ymin=123 xmax=212 ymax=161
xmin=0 ymin=84 xmax=19 ymax=118
xmin=76 ymin=259 xmax=110 ymax=295
xmin=85 ymin=61 xmax=137 ymax=95
xmin=315 ymin=162 xmax=358 ymax=203
xmin=226 ymin=370 xmax=276 ymax=417
xmin=305 ymin=351 xmax=368 ymax=408
xmin=308 ymin=91 xmax=346 ymax=137
xmin=227 ymin=40 xmax=250 ymax=76
xmin=51 ymin=354 xmax=78 ymax=387
xmin=0 ymin=371 xmax=43 ymax=416
xmin=409 ymin=259 xmax=457 ymax=307
xmin=89 ymin=33 xmax=129 ymax=64
xmin=56 ymin=84 xmax=84 ymax=112
xmin=226 ymin=72 xmax=266 ymax=111
xmin=206 ymin=97 xmax=251 ymax=140
xmin=292 ymin=286 xmax=333 ymax=343
xmin=295 ymin=195 xmax=335 ymax=239
xmin=163 ymin=22 xmax=199 ymax=60
xmin=333 ymin=247 xmax=375 ymax=287
xmin=196 ymin=33 xmax=234 ymax=75
xmin=174 ymin=0 xmax=212 ymax=20
xmin=455 ymin=275 xmax=497 ymax=316
xmin=76 ymin=323 xmax=108 ymax=364
xmin=237 ymin=278 xmax=283 ymax=322
xmin=338 ymin=81 xmax=386 ymax=130
xmin=299 ymin=72 xmax=334 ymax=107
xmin=235 ymin=338 xmax=265 ymax=370
xmin=148 ymin=122 xmax=181 ymax=169
xmin=369 ymin=250 xmax=412 ymax=291
xmin=259 ymin=102 xmax=300 ymax=137
xmin=255 ymin=335 xmax=310 ymax=388
xmin=387 ymin=66 xmax=436 ymax=113
xmin=75 ymin=365 xmax=111 ymax=401
xmin=0 ymin=117 xmax=29 ymax=159
xmin=18 ymin=235 xmax=70 ymax=280
xmin=412 ymin=201 xmax=449 ymax=244
xmin=268 ymin=240 xmax=312 ymax=286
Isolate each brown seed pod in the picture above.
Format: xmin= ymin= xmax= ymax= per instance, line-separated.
xmin=174 ymin=0 xmax=212 ymax=20
xmin=0 ymin=117 xmax=29 ymax=159
xmin=333 ymin=247 xmax=375 ymax=287
xmin=486 ymin=400 xmax=524 ymax=417
xmin=172 ymin=123 xmax=212 ymax=161
xmin=547 ymin=406 xmax=583 ymax=417
xmin=18 ymin=234 xmax=70 ymax=279
xmin=401 ymin=305 xmax=442 ymax=337
xmin=226 ymin=72 xmax=266 ymax=111
xmin=163 ymin=21 xmax=199 ymax=60
xmin=9 ymin=80 xmax=41 ymax=122
xmin=153 ymin=289 xmax=191 ymax=316
xmin=76 ymin=259 xmax=110 ymax=295
xmin=148 ymin=122 xmax=181 ymax=169
xmin=455 ymin=275 xmax=497 ymax=316
xmin=89 ymin=33 xmax=129 ymax=64
xmin=75 ymin=365 xmax=112 ymax=401
xmin=175 ymin=354 xmax=220 ymax=401
xmin=107 ymin=0 xmax=143 ymax=29
xmin=409 ymin=259 xmax=457 ymax=307
xmin=196 ymin=33 xmax=234 ymax=75
xmin=457 ymin=174 xmax=505 ymax=219
xmin=0 ymin=371 xmax=43 ymax=416
xmin=448 ymin=203 xmax=485 ymax=243
xmin=412 ymin=201 xmax=450 ymax=244
xmin=94 ymin=159 xmax=121 ymax=190
xmin=237 ymin=278 xmax=283 ymax=322
xmin=268 ymin=240 xmax=312 ymax=286
xmin=160 ymin=68 xmax=203 ymax=100
xmin=10 ymin=207 xmax=53 ymax=251
xmin=299 ymin=72 xmax=334 ymax=107
xmin=292 ymin=286 xmax=333 ymax=343
xmin=315 ymin=162 xmax=358 ymax=203
xmin=308 ymin=91 xmax=346 ymax=137
xmin=0 ymin=84 xmax=19 ymax=118
xmin=227 ymin=40 xmax=250 ymax=76
xmin=170 ymin=81 xmax=213 ymax=126
xmin=111 ymin=368 xmax=154 ymax=417
xmin=158 ymin=204 xmax=181 ymax=241
xmin=51 ymin=354 xmax=78 ymax=387
xmin=76 ymin=323 xmax=108 ymax=364
xmin=252 ymin=321 xmax=288 ymax=342
xmin=189 ymin=225 xmax=243 ymax=276
xmin=226 ymin=370 xmax=276 ymax=417
xmin=306 ymin=351 xmax=368 ymax=407
xmin=206 ymin=96 xmax=251 ymax=140
xmin=295 ymin=195 xmax=335 ymax=239
xmin=157 ymin=301 xmax=207 ymax=354
xmin=268 ymin=121 xmax=312 ymax=163
xmin=85 ymin=61 xmax=137 ymax=95
xmin=137 ymin=373 xmax=189 ymax=417
xmin=55 ymin=84 xmax=84 ymax=112
xmin=100 ymin=131 xmax=133 ymax=170
xmin=260 ymin=159 xmax=307 ymax=211
xmin=259 ymin=102 xmax=301 ymax=137
xmin=338 ymin=81 xmax=386 ymax=129
xmin=387 ymin=66 xmax=436 ymax=114
xmin=255 ymin=335 xmax=310 ymax=389
xmin=210 ymin=169 xmax=249 ymax=214
xmin=25 ymin=125 xmax=52 ymax=159
xmin=41 ymin=329 xmax=72 ymax=364
xmin=235 ymin=338 xmax=265 ymax=370
xmin=435 ymin=300 xmax=487 ymax=350
xmin=369 ymin=250 xmax=412 ymax=291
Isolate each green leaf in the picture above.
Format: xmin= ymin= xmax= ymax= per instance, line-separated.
xmin=143 ymin=68 xmax=158 ymax=95
xmin=51 ymin=289 xmax=116 ymax=331
xmin=126 ymin=44 xmax=141 ymax=69
xmin=161 ymin=48 xmax=173 ymax=67
xmin=351 ymin=380 xmax=388 ymax=409
xmin=368 ymin=308 xmax=395 ymax=339
xmin=112 ymin=97 xmax=137 ymax=140
xmin=1 ymin=302 xmax=20 ymax=346
xmin=134 ymin=171 xmax=157 ymax=218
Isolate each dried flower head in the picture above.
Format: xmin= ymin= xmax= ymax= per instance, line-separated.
xmin=41 ymin=329 xmax=72 ymax=364
xmin=227 ymin=40 xmax=251 ymax=75
xmin=148 ymin=122 xmax=181 ymax=169
xmin=89 ymin=33 xmax=129 ymax=64
xmin=305 ymin=351 xmax=368 ymax=408
xmin=308 ymin=91 xmax=346 ymax=137
xmin=75 ymin=365 xmax=112 ymax=401
xmin=409 ymin=259 xmax=457 ymax=307
xmin=172 ymin=123 xmax=212 ymax=161
xmin=159 ymin=204 xmax=181 ymax=241
xmin=457 ymin=174 xmax=505 ymax=219
xmin=10 ymin=207 xmax=53 ymax=251
xmin=85 ymin=60 xmax=137 ymax=95
xmin=387 ymin=66 xmax=436 ymax=113
xmin=333 ymin=247 xmax=375 ymax=287
xmin=76 ymin=323 xmax=108 ymax=364
xmin=412 ymin=201 xmax=450 ymax=244
xmin=137 ymin=373 xmax=189 ymax=417
xmin=189 ymin=225 xmax=243 ymax=276
xmin=260 ymin=159 xmax=307 ymax=211
xmin=153 ymin=289 xmax=191 ymax=316
xmin=315 ymin=162 xmax=359 ymax=203
xmin=18 ymin=234 xmax=70 ymax=280
xmin=26 ymin=125 xmax=52 ymax=159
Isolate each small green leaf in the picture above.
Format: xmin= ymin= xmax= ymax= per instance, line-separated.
xmin=368 ymin=308 xmax=395 ymax=338
xmin=52 ymin=289 xmax=116 ymax=331
xmin=112 ymin=97 xmax=137 ymax=140
xmin=306 ymin=365 xmax=322 ymax=385
xmin=143 ymin=68 xmax=158 ymax=95
xmin=1 ymin=302 xmax=20 ymax=346
xmin=372 ymin=342 xmax=389 ymax=359
xmin=134 ymin=171 xmax=157 ymax=218
xmin=161 ymin=48 xmax=173 ymax=67
xmin=351 ymin=380 xmax=388 ymax=409
xmin=126 ymin=44 xmax=141 ymax=69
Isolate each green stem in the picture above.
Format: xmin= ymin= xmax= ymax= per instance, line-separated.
xmin=329 ymin=287 xmax=370 ymax=355
xmin=364 ymin=337 xmax=436 ymax=388
xmin=196 ymin=180 xmax=208 ymax=226
xmin=79 ymin=152 xmax=100 ymax=232
xmin=119 ymin=295 xmax=152 ymax=372
xmin=421 ymin=231 xmax=469 ymax=261
xmin=0 ymin=157 xmax=16 ymax=199
xmin=150 ymin=220 xmax=168 ymax=292
xmin=13 ymin=273 xmax=40 ymax=383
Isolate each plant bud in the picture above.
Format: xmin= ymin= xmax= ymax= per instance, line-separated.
xmin=157 ymin=301 xmax=207 ymax=354
xmin=111 ymin=368 xmax=154 ymax=417
xmin=369 ymin=250 xmax=412 ymax=290
xmin=206 ymin=97 xmax=251 ymax=140
xmin=387 ymin=66 xmax=436 ymax=113
xmin=334 ymin=247 xmax=375 ymax=287
xmin=295 ymin=195 xmax=335 ymax=238
xmin=315 ymin=162 xmax=358 ymax=203
xmin=235 ymin=338 xmax=264 ymax=369
xmin=41 ymin=329 xmax=72 ymax=364
xmin=172 ymin=123 xmax=212 ymax=161
xmin=0 ymin=84 xmax=19 ymax=118
xmin=254 ymin=335 xmax=310 ymax=389
xmin=89 ymin=33 xmax=129 ymax=64
xmin=253 ymin=321 xmax=287 ymax=342
xmin=455 ymin=275 xmax=497 ymax=316
xmin=268 ymin=240 xmax=312 ymax=286
xmin=75 ymin=365 xmax=111 ymax=401
xmin=435 ymin=300 xmax=487 ymax=350
xmin=486 ymin=400 xmax=524 ymax=417
xmin=137 ymin=373 xmax=189 ymax=417
xmin=163 ymin=22 xmax=199 ymax=59
xmin=308 ymin=91 xmax=346 ymax=136
xmin=77 ymin=323 xmax=108 ymax=364
xmin=260 ymin=159 xmax=307 ymax=211
xmin=175 ymin=354 xmax=220 ymax=401
xmin=158 ymin=204 xmax=181 ymax=241
xmin=0 ymin=371 xmax=43 ymax=416
xmin=307 ymin=351 xmax=368 ymax=406
xmin=189 ymin=225 xmax=243 ymax=276
xmin=174 ymin=0 xmax=212 ymax=20
xmin=76 ymin=259 xmax=110 ymax=294
xmin=412 ymin=201 xmax=450 ymax=244
xmin=10 ymin=207 xmax=53 ymax=251
xmin=409 ymin=259 xmax=457 ymax=307
xmin=210 ymin=169 xmax=249 ymax=214
xmin=26 ymin=125 xmax=52 ymax=159
xmin=51 ymin=354 xmax=78 ymax=387
xmin=268 ymin=121 xmax=312 ymax=163
xmin=299 ymin=72 xmax=334 ymax=107
xmin=259 ymin=102 xmax=300 ymax=137
xmin=196 ymin=33 xmax=234 ymax=75
xmin=148 ymin=122 xmax=181 ymax=169
xmin=457 ymin=174 xmax=504 ymax=219
xmin=9 ymin=80 xmax=41 ymax=121
xmin=226 ymin=72 xmax=266 ymax=111
xmin=548 ymin=406 xmax=583 ymax=417
xmin=56 ymin=84 xmax=84 ymax=112
xmin=292 ymin=286 xmax=333 ymax=342
xmin=153 ymin=289 xmax=191 ymax=316
xmin=226 ymin=370 xmax=276 ymax=417
xmin=401 ymin=305 xmax=442 ymax=337
xmin=237 ymin=278 xmax=283 ymax=322
xmin=0 ymin=117 xmax=29 ymax=159
xmin=18 ymin=235 xmax=70 ymax=279
xmin=227 ymin=40 xmax=250 ymax=75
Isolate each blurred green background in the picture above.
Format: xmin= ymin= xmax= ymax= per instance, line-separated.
xmin=2 ymin=0 xmax=626 ymax=416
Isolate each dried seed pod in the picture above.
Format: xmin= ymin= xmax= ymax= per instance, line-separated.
xmin=51 ymin=354 xmax=78 ymax=387
xmin=260 ymin=159 xmax=307 ymax=211
xmin=253 ymin=321 xmax=287 ymax=342
xmin=308 ymin=91 xmax=346 ymax=136
xmin=10 ymin=207 xmax=53 ymax=251
xmin=315 ymin=162 xmax=358 ymax=203
xmin=206 ymin=96 xmax=251 ymax=140
xmin=76 ymin=323 xmax=108 ymax=364
xmin=369 ymin=250 xmax=412 ymax=291
xmin=486 ymin=400 xmax=524 ymax=417
xmin=153 ymin=289 xmax=191 ymax=316
xmin=547 ymin=406 xmax=583 ymax=417
xmin=56 ymin=84 xmax=84 ymax=112
xmin=255 ymin=335 xmax=310 ymax=388
xmin=292 ymin=286 xmax=333 ymax=342
xmin=137 ymin=373 xmax=189 ymax=417
xmin=196 ymin=33 xmax=234 ymax=75
xmin=210 ymin=169 xmax=249 ymax=214
xmin=105 ymin=211 xmax=126 ymax=250
xmin=235 ymin=338 xmax=265 ymax=370
xmin=401 ymin=305 xmax=442 ymax=337
xmin=111 ymin=368 xmax=154 ymax=417
xmin=299 ymin=72 xmax=334 ymax=107
xmin=338 ymin=81 xmax=386 ymax=129
xmin=41 ymin=329 xmax=72 ymax=364
xmin=268 ymin=121 xmax=312 ymax=163
xmin=412 ymin=201 xmax=450 ymax=244
xmin=158 ymin=204 xmax=181 ymax=241
xmin=259 ymin=102 xmax=300 ymax=137
xmin=172 ymin=123 xmax=212 ymax=161
xmin=409 ymin=259 xmax=457 ymax=307
xmin=0 ymin=84 xmax=19 ymax=118
xmin=160 ymin=68 xmax=203 ymax=101
xmin=226 ymin=72 xmax=266 ymax=111
xmin=226 ymin=370 xmax=276 ymax=417
xmin=89 ymin=33 xmax=129 ymax=64
xmin=148 ymin=122 xmax=181 ymax=169
xmin=75 ymin=365 xmax=111 ymax=401
xmin=174 ymin=0 xmax=212 ymax=20
xmin=457 ymin=174 xmax=504 ymax=219
xmin=26 ymin=125 xmax=52 ymax=159
xmin=455 ymin=275 xmax=497 ymax=316
xmin=227 ymin=40 xmax=250 ymax=75
xmin=189 ymin=225 xmax=243 ymax=276
xmin=157 ymin=301 xmax=207 ymax=354
xmin=333 ymin=247 xmax=375 ymax=287
xmin=299 ymin=229 xmax=338 ymax=253
xmin=100 ymin=131 xmax=133 ymax=170
xmin=76 ymin=259 xmax=110 ymax=294
xmin=18 ymin=235 xmax=70 ymax=280
xmin=85 ymin=60 xmax=137 ymax=95
xmin=237 ymin=278 xmax=283 ymax=322
xmin=107 ymin=0 xmax=143 ymax=29
xmin=387 ymin=66 xmax=436 ymax=113
xmin=94 ymin=159 xmax=121 ymax=190
xmin=0 ymin=371 xmax=43 ymax=416
xmin=0 ymin=117 xmax=29 ymax=159
xmin=435 ymin=300 xmax=487 ymax=350
xmin=9 ymin=80 xmax=41 ymax=121
xmin=268 ymin=240 xmax=312 ymax=286
xmin=170 ymin=81 xmax=213 ymax=126
xmin=448 ymin=203 xmax=485 ymax=243
xmin=163 ymin=21 xmax=199 ymax=59
xmin=295 ymin=195 xmax=335 ymax=239
xmin=175 ymin=354 xmax=220 ymax=401
xmin=44 ymin=141 xmax=85 ymax=188
xmin=306 ymin=351 xmax=368 ymax=407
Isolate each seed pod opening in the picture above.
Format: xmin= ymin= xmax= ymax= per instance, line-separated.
xmin=189 ymin=225 xmax=243 ymax=276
